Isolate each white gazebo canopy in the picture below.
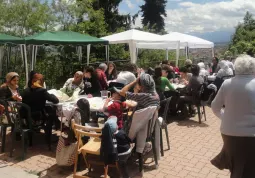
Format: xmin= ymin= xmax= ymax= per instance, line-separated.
xmin=101 ymin=29 xmax=180 ymax=64
xmin=163 ymin=32 xmax=214 ymax=49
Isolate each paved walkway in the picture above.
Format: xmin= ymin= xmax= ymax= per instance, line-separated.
xmin=0 ymin=107 xmax=230 ymax=178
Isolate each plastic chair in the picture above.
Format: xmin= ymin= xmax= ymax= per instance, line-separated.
xmin=159 ymin=97 xmax=171 ymax=157
xmin=196 ymin=85 xmax=207 ymax=124
xmin=7 ymin=102 xmax=33 ymax=160
xmin=0 ymin=99 xmax=13 ymax=153
xmin=138 ymin=109 xmax=159 ymax=175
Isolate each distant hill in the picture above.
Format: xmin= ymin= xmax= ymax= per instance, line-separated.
xmin=189 ymin=30 xmax=234 ymax=43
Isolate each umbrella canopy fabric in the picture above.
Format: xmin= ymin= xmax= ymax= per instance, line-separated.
xmin=163 ymin=32 xmax=214 ymax=49
xmin=25 ymin=31 xmax=109 ymax=45
xmin=0 ymin=33 xmax=24 ymax=44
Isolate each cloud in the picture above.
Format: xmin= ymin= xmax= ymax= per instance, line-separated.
xmin=134 ymin=0 xmax=255 ymax=33
xmin=124 ymin=0 xmax=135 ymax=9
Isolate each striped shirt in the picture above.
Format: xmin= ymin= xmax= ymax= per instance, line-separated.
xmin=126 ymin=92 xmax=160 ymax=110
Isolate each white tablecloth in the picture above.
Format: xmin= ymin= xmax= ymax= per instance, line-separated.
xmin=165 ymin=83 xmax=186 ymax=91
xmin=208 ymin=75 xmax=216 ymax=81
xmin=48 ymin=96 xmax=105 ymax=112
xmin=48 ymin=96 xmax=107 ymax=127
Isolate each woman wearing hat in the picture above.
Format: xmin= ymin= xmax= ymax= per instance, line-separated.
xmin=0 ymin=72 xmax=22 ymax=101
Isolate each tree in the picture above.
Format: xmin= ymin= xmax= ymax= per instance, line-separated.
xmin=92 ymin=0 xmax=131 ymax=32
xmin=229 ymin=11 xmax=255 ymax=56
xmin=0 ymin=0 xmax=56 ymax=37
xmin=140 ymin=0 xmax=167 ymax=33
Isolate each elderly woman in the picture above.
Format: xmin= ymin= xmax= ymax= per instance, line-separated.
xmin=61 ymin=71 xmax=84 ymax=97
xmin=213 ymin=60 xmax=234 ymax=90
xmin=197 ymin=62 xmax=209 ymax=78
xmin=119 ymin=74 xmax=159 ymax=110
xmin=216 ymin=60 xmax=233 ymax=78
xmin=211 ymin=55 xmax=255 ymax=177
xmin=0 ymin=72 xmax=22 ymax=101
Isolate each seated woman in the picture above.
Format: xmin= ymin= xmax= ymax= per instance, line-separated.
xmin=154 ymin=66 xmax=176 ymax=100
xmin=178 ymin=65 xmax=204 ymax=117
xmin=118 ymin=73 xmax=160 ymax=110
xmin=198 ymin=62 xmax=209 ymax=78
xmin=61 ymin=71 xmax=84 ymax=97
xmin=22 ymin=72 xmax=59 ymax=124
xmin=161 ymin=64 xmax=175 ymax=82
xmin=105 ymin=62 xmax=118 ymax=81
xmin=81 ymin=66 xmax=101 ymax=97
xmin=179 ymin=67 xmax=192 ymax=86
xmin=213 ymin=60 xmax=234 ymax=90
xmin=0 ymin=72 xmax=22 ymax=102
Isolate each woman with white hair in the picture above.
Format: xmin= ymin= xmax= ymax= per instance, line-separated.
xmin=216 ymin=60 xmax=233 ymax=78
xmin=211 ymin=55 xmax=255 ymax=177
xmin=197 ymin=62 xmax=209 ymax=77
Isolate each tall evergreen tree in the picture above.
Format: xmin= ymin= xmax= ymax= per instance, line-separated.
xmin=140 ymin=0 xmax=167 ymax=33
xmin=92 ymin=0 xmax=131 ymax=32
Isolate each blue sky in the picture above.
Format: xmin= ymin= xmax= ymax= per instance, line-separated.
xmin=118 ymin=0 xmax=255 ymax=41
xmin=119 ymin=0 xmax=232 ymax=14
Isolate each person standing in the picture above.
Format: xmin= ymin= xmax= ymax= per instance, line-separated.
xmin=211 ymin=55 xmax=255 ymax=177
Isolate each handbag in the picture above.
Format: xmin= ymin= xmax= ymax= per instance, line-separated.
xmin=56 ymin=136 xmax=77 ymax=166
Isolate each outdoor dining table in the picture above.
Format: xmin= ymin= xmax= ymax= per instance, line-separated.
xmin=46 ymin=96 xmax=107 ymax=129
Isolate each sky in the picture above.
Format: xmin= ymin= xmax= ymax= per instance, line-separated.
xmin=119 ymin=0 xmax=255 ymax=42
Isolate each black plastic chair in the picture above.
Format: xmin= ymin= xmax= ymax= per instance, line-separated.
xmin=159 ymin=97 xmax=171 ymax=157
xmin=0 ymin=99 xmax=13 ymax=153
xmin=7 ymin=101 xmax=33 ymax=160
xmin=196 ymin=85 xmax=207 ymax=124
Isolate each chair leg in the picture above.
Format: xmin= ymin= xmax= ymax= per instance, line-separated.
xmin=152 ymin=137 xmax=158 ymax=169
xmin=104 ymin=165 xmax=108 ymax=178
xmin=203 ymin=106 xmax=207 ymax=121
xmin=197 ymin=106 xmax=202 ymax=124
xmin=21 ymin=130 xmax=28 ymax=160
xmin=160 ymin=128 xmax=164 ymax=157
xmin=138 ymin=153 xmax=143 ymax=174
xmin=10 ymin=129 xmax=16 ymax=157
xmin=1 ymin=125 xmax=7 ymax=153
xmin=164 ymin=126 xmax=170 ymax=150
xmin=115 ymin=162 xmax=121 ymax=176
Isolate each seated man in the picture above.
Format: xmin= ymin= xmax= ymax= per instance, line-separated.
xmin=61 ymin=71 xmax=84 ymax=97
xmin=178 ymin=65 xmax=204 ymax=117
xmin=96 ymin=63 xmax=108 ymax=90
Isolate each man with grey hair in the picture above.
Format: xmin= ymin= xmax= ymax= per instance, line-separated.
xmin=96 ymin=63 xmax=108 ymax=90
